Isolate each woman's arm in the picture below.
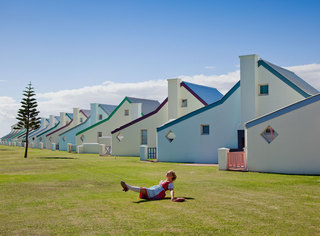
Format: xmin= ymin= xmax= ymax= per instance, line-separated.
xmin=170 ymin=190 xmax=175 ymax=201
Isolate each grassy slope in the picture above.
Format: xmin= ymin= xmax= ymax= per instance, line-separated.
xmin=0 ymin=145 xmax=319 ymax=235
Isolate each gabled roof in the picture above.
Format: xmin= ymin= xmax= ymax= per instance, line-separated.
xmin=81 ymin=109 xmax=91 ymax=118
xmin=181 ymin=82 xmax=223 ymax=105
xmin=126 ymin=97 xmax=160 ymax=115
xmin=46 ymin=119 xmax=72 ymax=137
xmin=99 ymin=104 xmax=117 ymax=115
xmin=246 ymin=93 xmax=320 ymax=129
xmin=258 ymin=59 xmax=319 ymax=98
xmin=157 ymin=81 xmax=240 ymax=132
xmin=111 ymin=98 xmax=168 ymax=134
xmin=76 ymin=97 xmax=160 ymax=136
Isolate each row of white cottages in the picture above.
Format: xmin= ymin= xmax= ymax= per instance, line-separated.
xmin=2 ymin=54 xmax=320 ymax=175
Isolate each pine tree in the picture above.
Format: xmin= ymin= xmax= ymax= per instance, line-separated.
xmin=15 ymin=82 xmax=41 ymax=158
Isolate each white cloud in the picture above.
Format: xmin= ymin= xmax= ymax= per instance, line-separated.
xmin=286 ymin=64 xmax=320 ymax=89
xmin=0 ymin=80 xmax=7 ymax=82
xmin=1 ymin=63 xmax=320 ymax=138
xmin=204 ymin=66 xmax=216 ymax=70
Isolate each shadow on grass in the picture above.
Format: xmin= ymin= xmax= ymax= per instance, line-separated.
xmin=133 ymin=197 xmax=195 ymax=204
xmin=38 ymin=156 xmax=76 ymax=160
xmin=0 ymin=148 xmax=11 ymax=151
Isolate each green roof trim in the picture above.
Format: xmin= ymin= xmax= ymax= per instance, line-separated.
xmin=9 ymin=129 xmax=26 ymax=140
xmin=157 ymin=81 xmax=240 ymax=132
xmin=258 ymin=60 xmax=311 ymax=98
xmin=66 ymin=113 xmax=72 ymax=120
xmin=36 ymin=121 xmax=60 ymax=138
xmin=76 ymin=97 xmax=132 ymax=136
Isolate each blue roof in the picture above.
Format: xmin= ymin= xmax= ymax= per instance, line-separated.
xmin=66 ymin=113 xmax=73 ymax=119
xmin=246 ymin=93 xmax=320 ymax=129
xmin=258 ymin=59 xmax=319 ymax=97
xmin=99 ymin=104 xmax=118 ymax=115
xmin=81 ymin=109 xmax=91 ymax=117
xmin=127 ymin=97 xmax=160 ymax=115
xmin=182 ymin=81 xmax=223 ymax=105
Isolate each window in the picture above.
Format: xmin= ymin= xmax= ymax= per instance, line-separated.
xmin=165 ymin=130 xmax=176 ymax=143
xmin=49 ymin=137 xmax=52 ymax=142
xmin=39 ymin=137 xmax=42 ymax=141
xmin=261 ymin=126 xmax=278 ymax=144
xmin=98 ymin=132 xmax=102 ymax=138
xmin=259 ymin=84 xmax=269 ymax=95
xmin=99 ymin=114 xmax=103 ymax=120
xmin=201 ymin=125 xmax=210 ymax=135
xmin=124 ymin=109 xmax=129 ymax=116
xmin=80 ymin=118 xmax=83 ymax=123
xmin=62 ymin=136 xmax=66 ymax=141
xmin=80 ymin=135 xmax=85 ymax=142
xmin=141 ymin=129 xmax=147 ymax=145
xmin=181 ymin=99 xmax=188 ymax=107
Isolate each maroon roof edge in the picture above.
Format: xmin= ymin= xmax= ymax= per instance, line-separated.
xmin=111 ymin=98 xmax=168 ymax=134
xmin=80 ymin=110 xmax=88 ymax=118
xmin=180 ymin=82 xmax=208 ymax=106
xmin=46 ymin=120 xmax=73 ymax=137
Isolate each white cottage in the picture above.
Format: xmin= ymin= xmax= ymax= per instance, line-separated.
xmin=45 ymin=108 xmax=88 ymax=150
xmin=75 ymin=97 xmax=160 ymax=154
xmin=111 ymin=79 xmax=223 ymax=156
xmin=245 ymin=94 xmax=320 ymax=175
xmin=157 ymin=54 xmax=318 ymax=164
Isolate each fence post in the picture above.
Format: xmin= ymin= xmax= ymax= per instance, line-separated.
xmin=140 ymin=145 xmax=148 ymax=161
xmin=67 ymin=143 xmax=72 ymax=153
xmin=51 ymin=143 xmax=56 ymax=151
xmin=218 ymin=148 xmax=229 ymax=171
xmin=39 ymin=142 xmax=43 ymax=150
xmin=99 ymin=144 xmax=105 ymax=156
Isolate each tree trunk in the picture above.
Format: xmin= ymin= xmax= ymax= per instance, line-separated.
xmin=24 ymin=128 xmax=29 ymax=158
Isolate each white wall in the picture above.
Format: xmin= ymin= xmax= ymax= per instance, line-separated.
xmin=76 ymin=100 xmax=137 ymax=146
xmin=246 ymin=98 xmax=320 ymax=175
xmin=157 ymin=86 xmax=241 ymax=163
xmin=111 ymin=82 xmax=207 ymax=157
xmin=256 ymin=66 xmax=305 ymax=117
xmin=112 ymin=102 xmax=168 ymax=156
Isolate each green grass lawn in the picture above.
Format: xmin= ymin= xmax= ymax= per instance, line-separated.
xmin=0 ymin=145 xmax=319 ymax=235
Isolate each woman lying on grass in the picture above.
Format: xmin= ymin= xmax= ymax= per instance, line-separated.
xmin=121 ymin=170 xmax=184 ymax=202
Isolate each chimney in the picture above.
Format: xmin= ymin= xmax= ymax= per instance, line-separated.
xmin=49 ymin=115 xmax=55 ymax=128
xmin=90 ymin=103 xmax=99 ymax=125
xmin=40 ymin=117 xmax=46 ymax=128
xmin=239 ymin=54 xmax=259 ymax=127
xmin=168 ymin=78 xmax=181 ymax=120
xmin=59 ymin=112 xmax=66 ymax=127
xmin=73 ymin=108 xmax=80 ymax=126
xmin=130 ymin=103 xmax=142 ymax=120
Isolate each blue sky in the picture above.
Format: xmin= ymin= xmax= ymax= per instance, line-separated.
xmin=0 ymin=0 xmax=320 ymax=99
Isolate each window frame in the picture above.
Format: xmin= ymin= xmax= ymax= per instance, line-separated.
xmin=141 ymin=129 xmax=148 ymax=145
xmin=201 ymin=124 xmax=210 ymax=135
xmin=259 ymin=84 xmax=269 ymax=96
xmin=98 ymin=114 xmax=103 ymax=120
xmin=124 ymin=109 xmax=129 ymax=116
xmin=181 ymin=99 xmax=188 ymax=107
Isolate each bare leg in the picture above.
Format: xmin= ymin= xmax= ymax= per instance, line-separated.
xmin=126 ymin=184 xmax=140 ymax=193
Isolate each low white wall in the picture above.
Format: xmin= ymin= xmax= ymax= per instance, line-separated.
xmin=77 ymin=143 xmax=105 ymax=155
xmin=246 ymin=98 xmax=320 ymax=175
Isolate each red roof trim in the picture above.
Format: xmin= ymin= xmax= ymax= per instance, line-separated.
xmin=80 ymin=110 xmax=88 ymax=118
xmin=111 ymin=98 xmax=168 ymax=134
xmin=46 ymin=120 xmax=73 ymax=137
xmin=180 ymin=82 xmax=208 ymax=106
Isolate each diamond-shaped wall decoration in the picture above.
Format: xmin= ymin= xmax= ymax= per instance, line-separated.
xmin=261 ymin=126 xmax=278 ymax=144
xmin=166 ymin=130 xmax=176 ymax=143
xmin=80 ymin=135 xmax=85 ymax=142
xmin=116 ymin=132 xmax=124 ymax=142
